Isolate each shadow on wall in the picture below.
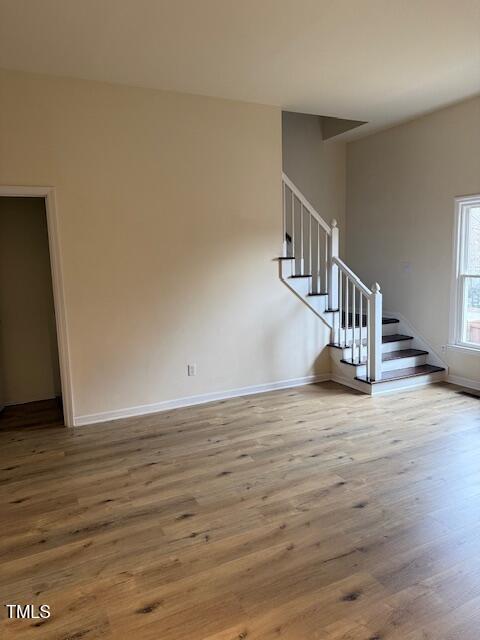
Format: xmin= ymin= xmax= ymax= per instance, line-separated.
xmin=0 ymin=197 xmax=61 ymax=406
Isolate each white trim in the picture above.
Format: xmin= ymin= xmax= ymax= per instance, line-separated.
xmin=330 ymin=373 xmax=369 ymax=394
xmin=0 ymin=186 xmax=75 ymax=426
xmin=449 ymin=198 xmax=462 ymax=345
xmin=447 ymin=343 xmax=480 ymax=356
xmin=367 ymin=372 xmax=446 ymax=395
xmin=447 ymin=374 xmax=480 ymax=392
xmin=73 ymin=374 xmax=330 ymax=426
xmin=449 ymin=195 xmax=480 ymax=350
xmin=330 ymin=372 xmax=446 ymax=395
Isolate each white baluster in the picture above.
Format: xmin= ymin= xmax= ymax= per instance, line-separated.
xmin=291 ymin=191 xmax=296 ymax=275
xmin=328 ymin=219 xmax=339 ymax=311
xmin=351 ymin=284 xmax=356 ymax=363
xmin=317 ymin=222 xmax=320 ymax=293
xmin=367 ymin=298 xmax=372 ymax=380
xmin=338 ymin=271 xmax=343 ymax=345
xmin=300 ymin=204 xmax=304 ymax=274
xmin=345 ymin=275 xmax=349 ymax=348
xmin=359 ymin=293 xmax=363 ymax=364
xmin=308 ymin=211 xmax=313 ymax=278
xmin=282 ymin=181 xmax=287 ymax=257
xmin=368 ymin=283 xmax=383 ymax=381
xmin=324 ymin=233 xmax=328 ymax=293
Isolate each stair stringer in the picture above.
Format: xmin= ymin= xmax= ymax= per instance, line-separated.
xmin=279 ymin=258 xmax=337 ymax=332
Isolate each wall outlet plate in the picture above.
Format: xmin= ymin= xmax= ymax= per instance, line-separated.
xmin=187 ymin=364 xmax=197 ymax=376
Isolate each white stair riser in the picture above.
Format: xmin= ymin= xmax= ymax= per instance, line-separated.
xmin=295 ymin=279 xmax=311 ymax=296
xmin=331 ymin=344 xmax=367 ymax=362
xmin=338 ymin=324 xmax=400 ymax=343
xmin=280 ymin=264 xmax=334 ymax=328
xmin=331 ymin=338 xmax=416 ymax=358
xmin=280 ymin=259 xmax=295 ymax=279
xmin=285 ymin=275 xmax=311 ymax=297
xmin=382 ymin=353 xmax=427 ymax=371
xmin=332 ymin=370 xmax=446 ymax=395
xmin=307 ymin=296 xmax=327 ymax=314
xmin=382 ymin=339 xmax=413 ymax=353
xmin=335 ymin=360 xmax=366 ymax=379
xmin=332 ymin=353 xmax=427 ymax=380
xmin=369 ymin=370 xmax=446 ymax=395
xmin=382 ymin=322 xmax=400 ymax=336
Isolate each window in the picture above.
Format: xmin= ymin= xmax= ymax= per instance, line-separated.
xmin=451 ymin=196 xmax=480 ymax=351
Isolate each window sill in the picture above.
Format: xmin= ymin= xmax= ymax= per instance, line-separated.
xmin=447 ymin=343 xmax=480 ymax=356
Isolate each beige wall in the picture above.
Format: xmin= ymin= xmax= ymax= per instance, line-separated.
xmin=282 ymin=111 xmax=346 ymax=252
xmin=0 ymin=69 xmax=331 ymax=421
xmin=0 ymin=197 xmax=61 ymax=404
xmin=347 ymin=96 xmax=480 ymax=383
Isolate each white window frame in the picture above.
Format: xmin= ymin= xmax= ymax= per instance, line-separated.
xmin=449 ymin=195 xmax=480 ymax=354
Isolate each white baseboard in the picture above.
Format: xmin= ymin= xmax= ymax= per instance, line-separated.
xmin=72 ymin=370 xmax=472 ymax=427
xmin=330 ymin=371 xmax=447 ymax=396
xmin=73 ymin=373 xmax=331 ymax=426
xmin=447 ymin=374 xmax=480 ymax=391
xmin=330 ymin=373 xmax=367 ymax=394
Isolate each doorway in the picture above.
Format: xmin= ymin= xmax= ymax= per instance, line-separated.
xmin=0 ymin=189 xmax=73 ymax=426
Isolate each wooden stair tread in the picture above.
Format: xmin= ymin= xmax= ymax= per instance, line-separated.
xmin=356 ymin=364 xmax=445 ymax=384
xmin=341 ymin=312 xmax=399 ymax=327
xmin=382 ymin=348 xmax=428 ymax=361
xmin=307 ymin=292 xmax=328 ymax=297
xmin=341 ymin=348 xmax=429 ymax=367
xmin=382 ymin=333 xmax=413 ymax=343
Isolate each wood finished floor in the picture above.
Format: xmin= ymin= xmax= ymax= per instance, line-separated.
xmin=1 ymin=382 xmax=480 ymax=639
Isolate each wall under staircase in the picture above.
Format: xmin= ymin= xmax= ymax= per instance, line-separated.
xmin=280 ymin=173 xmax=447 ymax=395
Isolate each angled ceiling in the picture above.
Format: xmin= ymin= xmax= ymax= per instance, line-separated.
xmin=0 ymin=0 xmax=479 ymax=139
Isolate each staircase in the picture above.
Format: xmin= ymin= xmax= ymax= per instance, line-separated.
xmin=280 ymin=173 xmax=446 ymax=395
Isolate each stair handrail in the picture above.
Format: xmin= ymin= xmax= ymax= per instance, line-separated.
xmin=282 ymin=173 xmax=331 ymax=235
xmin=332 ymin=256 xmax=372 ymax=297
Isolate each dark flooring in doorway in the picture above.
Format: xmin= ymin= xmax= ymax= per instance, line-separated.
xmin=0 ymin=398 xmax=64 ymax=431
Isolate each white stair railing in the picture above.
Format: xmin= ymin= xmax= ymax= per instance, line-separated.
xmin=282 ymin=173 xmax=331 ymax=293
xmin=333 ymin=257 xmax=382 ymax=381
xmin=281 ymin=172 xmax=382 ymax=381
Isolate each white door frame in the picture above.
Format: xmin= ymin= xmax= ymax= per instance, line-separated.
xmin=0 ymin=186 xmax=74 ymax=426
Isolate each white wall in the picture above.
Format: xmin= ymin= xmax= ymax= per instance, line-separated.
xmin=0 ymin=69 xmax=331 ymax=422
xmin=282 ymin=111 xmax=346 ymax=251
xmin=0 ymin=197 xmax=61 ymax=404
xmin=347 ymin=96 xmax=480 ymax=385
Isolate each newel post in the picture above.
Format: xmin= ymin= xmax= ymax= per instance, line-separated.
xmin=369 ymin=283 xmax=382 ymax=381
xmin=328 ymin=219 xmax=339 ymax=310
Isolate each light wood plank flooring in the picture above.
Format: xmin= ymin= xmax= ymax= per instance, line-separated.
xmin=1 ymin=382 xmax=480 ymax=639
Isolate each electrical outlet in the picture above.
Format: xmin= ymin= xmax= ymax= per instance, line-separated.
xmin=441 ymin=345 xmax=447 ymax=353
xmin=187 ymin=363 xmax=197 ymax=376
